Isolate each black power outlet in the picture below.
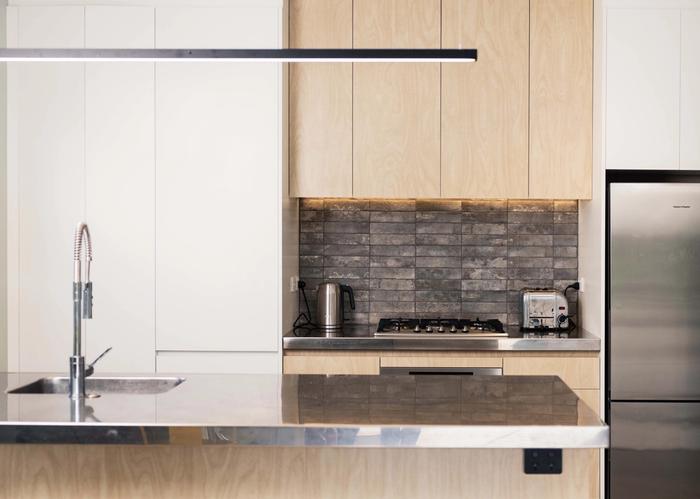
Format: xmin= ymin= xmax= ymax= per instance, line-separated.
xmin=523 ymin=449 xmax=563 ymax=475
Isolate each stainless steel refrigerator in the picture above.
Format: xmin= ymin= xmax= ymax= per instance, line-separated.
xmin=609 ymin=178 xmax=700 ymax=499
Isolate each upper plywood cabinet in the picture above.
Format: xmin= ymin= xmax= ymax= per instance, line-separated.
xmin=352 ymin=0 xmax=441 ymax=198
xmin=529 ymin=0 xmax=592 ymax=199
xmin=441 ymin=0 xmax=529 ymax=199
xmin=288 ymin=0 xmax=593 ymax=199
xmin=289 ymin=0 xmax=353 ymax=198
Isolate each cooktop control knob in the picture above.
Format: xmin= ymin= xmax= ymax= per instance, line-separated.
xmin=450 ymin=325 xmax=457 ymax=333
xmin=425 ymin=325 xmax=433 ymax=333
xmin=414 ymin=324 xmax=421 ymax=332
xmin=462 ymin=325 xmax=469 ymax=332
xmin=438 ymin=325 xmax=445 ymax=333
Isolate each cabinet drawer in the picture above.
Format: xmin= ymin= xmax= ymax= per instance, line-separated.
xmin=503 ymin=357 xmax=599 ymax=389
xmin=284 ymin=356 xmax=380 ymax=375
xmin=380 ymin=357 xmax=502 ymax=369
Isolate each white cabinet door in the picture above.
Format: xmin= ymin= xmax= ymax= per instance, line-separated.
xmin=7 ymin=6 xmax=85 ymax=372
xmin=681 ymin=9 xmax=700 ymax=170
xmin=84 ymin=7 xmax=156 ymax=372
xmin=154 ymin=8 xmax=281 ymax=352
xmin=606 ymin=9 xmax=681 ymax=170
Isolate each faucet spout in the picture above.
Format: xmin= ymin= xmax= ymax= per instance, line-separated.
xmin=70 ymin=223 xmax=94 ymax=399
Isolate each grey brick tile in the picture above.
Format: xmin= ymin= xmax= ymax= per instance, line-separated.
xmin=462 ymin=246 xmax=508 ymax=257
xmin=300 ymin=255 xmax=323 ymax=267
xmin=369 ymin=200 xmax=415 ymax=211
xmin=300 ymin=232 xmax=323 ymax=244
xmin=300 ymin=244 xmax=324 ymax=256
xmin=323 ymin=256 xmax=369 ymax=268
xmin=507 ymin=257 xmax=554 ymax=268
xmin=370 ymin=234 xmax=416 ymax=245
xmin=370 ymin=290 xmax=415 ymax=302
xmin=300 ymin=199 xmax=323 ymax=210
xmin=370 ymin=268 xmax=415 ymax=279
xmin=462 ymin=200 xmax=507 ymax=211
xmin=416 ymin=222 xmax=461 ymax=234
xmin=508 ymin=200 xmax=553 ymax=212
xmin=471 ymin=223 xmax=507 ymax=235
xmin=508 ymin=224 xmax=554 ymax=235
xmin=416 ymin=302 xmax=462 ymax=314
xmin=324 ymin=221 xmax=370 ymax=233
xmin=462 ymin=257 xmax=508 ymax=268
xmin=461 ymin=280 xmax=508 ymax=291
xmin=553 ymin=235 xmax=577 ymax=246
xmin=553 ymin=257 xmax=578 ymax=269
xmin=462 ymin=234 xmax=508 ymax=246
xmin=462 ymin=211 xmax=508 ymax=223
xmin=416 ymin=212 xmax=462 ymax=223
xmin=553 ymin=246 xmax=577 ymax=258
xmin=370 ymin=278 xmax=416 ymax=290
xmin=370 ymin=256 xmax=415 ymax=268
xmin=324 ymin=199 xmax=369 ymax=211
xmin=324 ymin=233 xmax=370 ymax=245
xmin=370 ymin=222 xmax=416 ymax=234
xmin=415 ymin=290 xmax=461 ymax=302
xmin=300 ymin=210 xmax=323 ymax=222
xmin=554 ymin=212 xmax=577 ymax=224
xmin=415 ymin=279 xmax=462 ymax=291
xmin=462 ymin=268 xmax=508 ymax=280
xmin=416 ymin=234 xmax=461 ymax=245
xmin=300 ymin=221 xmax=323 ymax=233
xmin=415 ymin=256 xmax=461 ymax=268
xmin=415 ymin=268 xmax=462 ymax=280
xmin=461 ymin=290 xmax=507 ymax=302
xmin=324 ymin=244 xmax=370 ymax=256
xmin=416 ymin=245 xmax=461 ymax=257
xmin=324 ymin=267 xmax=370 ymax=279
xmin=416 ymin=200 xmax=462 ymax=211
xmin=370 ymin=302 xmax=416 ymax=313
xmin=370 ymin=211 xmax=416 ymax=223
xmin=507 ymin=267 xmax=554 ymax=280
xmin=554 ymin=268 xmax=578 ymax=280
xmin=508 ymin=246 xmax=553 ymax=257
xmin=554 ymin=223 xmax=577 ymax=235
xmin=508 ymin=235 xmax=554 ymax=246
xmin=371 ymin=245 xmax=416 ymax=257
xmin=324 ymin=210 xmax=370 ymax=222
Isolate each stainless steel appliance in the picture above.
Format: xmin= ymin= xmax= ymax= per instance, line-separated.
xmin=520 ymin=289 xmax=569 ymax=329
xmin=316 ymin=282 xmax=355 ymax=331
xmin=608 ymin=178 xmax=700 ymax=499
xmin=374 ymin=318 xmax=508 ymax=337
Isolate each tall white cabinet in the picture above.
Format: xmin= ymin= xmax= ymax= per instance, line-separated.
xmin=5 ymin=1 xmax=296 ymax=374
xmin=605 ymin=1 xmax=700 ymax=170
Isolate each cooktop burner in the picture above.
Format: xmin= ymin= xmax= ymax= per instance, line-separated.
xmin=375 ymin=318 xmax=507 ymax=337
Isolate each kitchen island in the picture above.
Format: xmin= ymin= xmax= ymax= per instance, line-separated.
xmin=0 ymin=373 xmax=607 ymax=498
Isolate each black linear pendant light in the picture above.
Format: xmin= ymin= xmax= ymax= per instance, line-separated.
xmin=0 ymin=48 xmax=477 ymax=62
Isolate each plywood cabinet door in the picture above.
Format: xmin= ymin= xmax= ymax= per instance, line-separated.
xmin=289 ymin=0 xmax=353 ymax=197
xmin=154 ymin=7 xmax=282 ymax=352
xmin=7 ymin=6 xmax=85 ymax=372
xmin=353 ymin=0 xmax=441 ymax=198
xmin=606 ymin=9 xmax=680 ymax=171
xmin=529 ymin=0 xmax=592 ymax=199
xmin=441 ymin=0 xmax=529 ymax=199
xmin=681 ymin=9 xmax=700 ymax=170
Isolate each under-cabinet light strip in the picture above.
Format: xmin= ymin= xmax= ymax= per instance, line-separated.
xmin=0 ymin=48 xmax=477 ymax=63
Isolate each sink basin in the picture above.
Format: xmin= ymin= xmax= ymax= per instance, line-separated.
xmin=7 ymin=376 xmax=186 ymax=395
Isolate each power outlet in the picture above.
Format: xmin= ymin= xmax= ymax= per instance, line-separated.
xmin=523 ymin=449 xmax=562 ymax=475
xmin=578 ymin=278 xmax=585 ymax=293
xmin=289 ymin=276 xmax=299 ymax=293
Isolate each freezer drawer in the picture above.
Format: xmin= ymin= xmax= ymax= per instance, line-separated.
xmin=610 ymin=183 xmax=700 ymax=400
xmin=610 ymin=402 xmax=700 ymax=499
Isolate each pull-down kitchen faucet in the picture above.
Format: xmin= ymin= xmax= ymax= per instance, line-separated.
xmin=69 ymin=222 xmax=94 ymax=400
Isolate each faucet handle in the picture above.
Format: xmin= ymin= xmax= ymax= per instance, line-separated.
xmin=82 ymin=282 xmax=93 ymax=319
xmin=85 ymin=346 xmax=112 ymax=377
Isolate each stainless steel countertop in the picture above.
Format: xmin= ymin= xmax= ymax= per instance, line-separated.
xmin=0 ymin=372 xmax=608 ymax=448
xmin=284 ymin=325 xmax=601 ymax=351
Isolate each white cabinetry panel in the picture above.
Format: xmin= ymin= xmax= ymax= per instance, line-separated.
xmin=155 ymin=8 xmax=281 ymax=352
xmin=606 ymin=9 xmax=681 ymax=170
xmin=8 ymin=6 xmax=85 ymax=371
xmin=84 ymin=7 xmax=156 ymax=372
xmin=681 ymin=9 xmax=700 ymax=170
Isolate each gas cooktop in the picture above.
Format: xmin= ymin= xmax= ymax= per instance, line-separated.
xmin=375 ymin=318 xmax=508 ymax=338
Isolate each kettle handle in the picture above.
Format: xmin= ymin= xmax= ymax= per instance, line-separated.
xmin=340 ymin=284 xmax=356 ymax=310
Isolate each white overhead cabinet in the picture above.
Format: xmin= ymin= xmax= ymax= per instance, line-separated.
xmin=5 ymin=2 xmax=294 ymax=373
xmin=605 ymin=8 xmax=680 ymax=170
xmin=681 ymin=9 xmax=700 ymax=170
xmin=606 ymin=5 xmax=700 ymax=170
xmin=154 ymin=7 xmax=282 ymax=353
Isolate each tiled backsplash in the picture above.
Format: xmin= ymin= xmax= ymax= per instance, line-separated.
xmin=299 ymin=199 xmax=578 ymax=332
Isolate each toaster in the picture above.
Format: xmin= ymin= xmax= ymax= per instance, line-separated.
xmin=520 ymin=289 xmax=569 ymax=330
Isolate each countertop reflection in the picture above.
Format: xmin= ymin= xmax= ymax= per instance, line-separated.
xmin=0 ymin=373 xmax=608 ymax=448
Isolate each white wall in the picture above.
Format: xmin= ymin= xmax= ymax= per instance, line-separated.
xmin=0 ymin=1 xmax=7 ymax=373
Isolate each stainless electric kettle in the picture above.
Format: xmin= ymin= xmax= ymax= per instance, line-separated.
xmin=316 ymin=282 xmax=355 ymax=331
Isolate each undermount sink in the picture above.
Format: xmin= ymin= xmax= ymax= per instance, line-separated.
xmin=7 ymin=376 xmax=186 ymax=395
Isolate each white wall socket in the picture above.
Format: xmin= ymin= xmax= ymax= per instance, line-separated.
xmin=290 ymin=276 xmax=299 ymax=293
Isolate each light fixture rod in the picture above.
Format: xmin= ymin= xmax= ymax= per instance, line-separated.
xmin=0 ymin=48 xmax=477 ymax=63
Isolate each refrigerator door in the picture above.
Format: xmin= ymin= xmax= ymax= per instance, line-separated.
xmin=610 ymin=183 xmax=700 ymax=400
xmin=610 ymin=402 xmax=700 ymax=499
